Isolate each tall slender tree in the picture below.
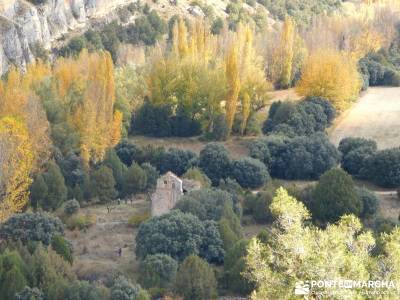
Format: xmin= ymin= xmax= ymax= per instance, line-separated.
xmin=0 ymin=117 xmax=34 ymax=222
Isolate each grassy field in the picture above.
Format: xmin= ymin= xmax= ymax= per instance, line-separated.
xmin=65 ymin=198 xmax=150 ymax=282
xmin=329 ymin=87 xmax=400 ymax=149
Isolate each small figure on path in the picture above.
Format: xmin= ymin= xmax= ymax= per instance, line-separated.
xmin=118 ymin=248 xmax=122 ymax=257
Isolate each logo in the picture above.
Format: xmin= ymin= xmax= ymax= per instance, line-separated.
xmin=295 ymin=281 xmax=310 ymax=295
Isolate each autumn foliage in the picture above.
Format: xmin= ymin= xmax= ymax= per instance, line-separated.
xmin=54 ymin=51 xmax=122 ymax=163
xmin=0 ymin=117 xmax=34 ymax=222
xmin=296 ymin=50 xmax=362 ymax=111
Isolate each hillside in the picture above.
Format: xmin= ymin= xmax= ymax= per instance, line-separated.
xmin=3 ymin=1 xmax=400 ymax=300
xmin=0 ymin=0 xmax=350 ymax=75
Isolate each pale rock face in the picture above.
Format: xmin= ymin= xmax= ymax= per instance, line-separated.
xmin=0 ymin=0 xmax=137 ymax=74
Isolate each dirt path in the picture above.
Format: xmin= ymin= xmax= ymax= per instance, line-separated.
xmin=329 ymin=87 xmax=400 ymax=149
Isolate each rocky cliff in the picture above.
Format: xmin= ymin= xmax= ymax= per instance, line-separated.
xmin=0 ymin=0 xmax=137 ymax=74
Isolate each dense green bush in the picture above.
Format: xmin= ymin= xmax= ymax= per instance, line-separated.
xmin=361 ymin=148 xmax=400 ymax=188
xmin=133 ymin=101 xmax=201 ymax=137
xmin=30 ymin=161 xmax=68 ymax=211
xmin=124 ymin=10 xmax=167 ymax=45
xmin=59 ymin=11 xmax=166 ymax=61
xmin=90 ymin=166 xmax=117 ymax=203
xmin=223 ymin=240 xmax=255 ymax=295
xmin=356 ymin=187 xmax=379 ymax=219
xmin=123 ymin=163 xmax=147 ymax=196
xmin=0 ymin=250 xmax=27 ymax=300
xmin=174 ymin=255 xmax=217 ymax=300
xmin=359 ymin=51 xmax=400 ymax=89
xmin=0 ymin=213 xmax=64 ymax=245
xmin=56 ymin=152 xmax=91 ymax=203
xmin=141 ymin=163 xmax=159 ymax=192
xmin=64 ymin=199 xmax=80 ymax=215
xmin=135 ymin=211 xmax=224 ymax=263
xmin=211 ymin=17 xmax=224 ymax=35
xmin=243 ymin=190 xmax=275 ymax=223
xmin=175 ymin=189 xmax=236 ymax=221
xmin=199 ymin=143 xmax=232 ymax=185
xmin=231 ymin=157 xmax=270 ymax=189
xmin=312 ymin=169 xmax=363 ymax=224
xmin=257 ymin=0 xmax=342 ymax=26
xmin=51 ymin=235 xmax=73 ymax=264
xmin=208 ymin=114 xmax=229 ymax=141
xmin=115 ymin=140 xmax=144 ymax=166
xmin=182 ymin=167 xmax=212 ymax=188
xmin=218 ymin=202 xmax=244 ymax=249
xmin=138 ymin=254 xmax=178 ymax=289
xmin=66 ymin=214 xmax=96 ymax=231
xmin=158 ymin=148 xmax=198 ymax=176
xmin=110 ymin=276 xmax=149 ymax=300
xmin=175 ymin=189 xmax=243 ymax=250
xmin=338 ymin=137 xmax=377 ymax=177
xmin=103 ymin=149 xmax=128 ymax=195
xmin=15 ymin=286 xmax=44 ymax=300
xmin=338 ymin=137 xmax=377 ymax=157
xmin=250 ymin=133 xmax=340 ymax=180
xmin=262 ymin=97 xmax=335 ymax=137
xmin=62 ymin=281 xmax=105 ymax=300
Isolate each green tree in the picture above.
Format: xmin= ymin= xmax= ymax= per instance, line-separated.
xmin=174 ymin=188 xmax=240 ymax=223
xmin=223 ymin=240 xmax=255 ymax=295
xmin=64 ymin=199 xmax=80 ymax=215
xmin=62 ymin=281 xmax=105 ymax=300
xmin=124 ymin=163 xmax=147 ymax=196
xmin=174 ymin=255 xmax=217 ymax=300
xmin=138 ymin=254 xmax=178 ymax=289
xmin=244 ymin=188 xmax=374 ymax=299
xmin=29 ymin=246 xmax=75 ymax=299
xmin=30 ymin=174 xmax=48 ymax=210
xmin=231 ymin=157 xmax=270 ymax=189
xmin=182 ymin=168 xmax=211 ymax=188
xmin=0 ymin=251 xmax=27 ymax=300
xmin=356 ymin=187 xmax=378 ymax=219
xmin=41 ymin=161 xmax=68 ymax=211
xmin=141 ymin=163 xmax=159 ymax=192
xmin=312 ymin=168 xmax=362 ymax=223
xmin=361 ymin=148 xmax=400 ymax=188
xmin=104 ymin=149 xmax=128 ymax=195
xmin=91 ymin=166 xmax=117 ymax=203
xmin=135 ymin=211 xmax=224 ymax=263
xmin=158 ymin=148 xmax=197 ymax=176
xmin=218 ymin=202 xmax=243 ymax=251
xmin=0 ymin=212 xmax=64 ymax=245
xmin=199 ymin=143 xmax=231 ymax=185
xmin=110 ymin=276 xmax=149 ymax=300
xmin=51 ymin=235 xmax=73 ymax=264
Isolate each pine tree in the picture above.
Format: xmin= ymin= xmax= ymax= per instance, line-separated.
xmin=41 ymin=161 xmax=68 ymax=211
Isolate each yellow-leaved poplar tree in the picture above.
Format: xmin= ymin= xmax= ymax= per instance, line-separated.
xmin=0 ymin=117 xmax=34 ymax=222
xmin=296 ymin=49 xmax=362 ymax=111
xmin=225 ymin=44 xmax=241 ymax=135
xmin=279 ymin=17 xmax=296 ymax=88
xmin=237 ymin=24 xmax=271 ymax=134
xmin=0 ymin=64 xmax=51 ymax=169
xmin=54 ymin=51 xmax=122 ymax=163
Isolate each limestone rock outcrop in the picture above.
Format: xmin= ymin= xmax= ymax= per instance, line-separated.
xmin=0 ymin=0 xmax=136 ymax=74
